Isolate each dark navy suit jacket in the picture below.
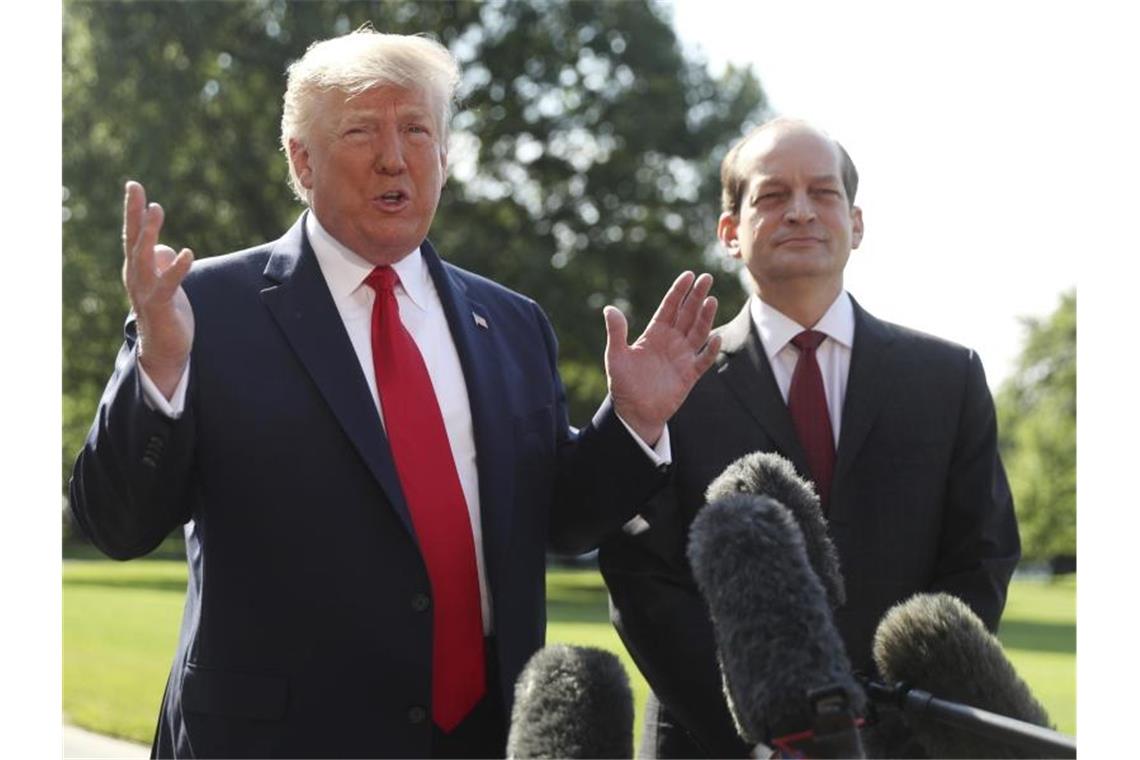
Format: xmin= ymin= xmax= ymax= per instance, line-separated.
xmin=599 ymin=300 xmax=1021 ymax=757
xmin=70 ymin=214 xmax=664 ymax=758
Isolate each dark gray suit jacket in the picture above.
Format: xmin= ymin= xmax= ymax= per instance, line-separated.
xmin=599 ymin=298 xmax=1020 ymax=757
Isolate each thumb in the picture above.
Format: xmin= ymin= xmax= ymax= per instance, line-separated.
xmin=603 ymin=305 xmax=629 ymax=361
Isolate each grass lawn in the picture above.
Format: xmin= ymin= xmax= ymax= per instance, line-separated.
xmin=996 ymin=573 xmax=1077 ymax=735
xmin=62 ymin=561 xmax=189 ymax=743
xmin=63 ymin=560 xmax=1075 ymax=748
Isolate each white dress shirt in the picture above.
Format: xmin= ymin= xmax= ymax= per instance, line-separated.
xmin=305 ymin=213 xmax=498 ymax=633
xmin=749 ymin=291 xmax=855 ymax=446
xmin=139 ymin=210 xmax=671 ymax=633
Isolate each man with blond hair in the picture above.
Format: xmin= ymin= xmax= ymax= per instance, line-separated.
xmin=70 ymin=30 xmax=720 ymax=758
xmin=600 ymin=118 xmax=1020 ymax=757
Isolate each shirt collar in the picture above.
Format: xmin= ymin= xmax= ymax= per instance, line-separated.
xmin=749 ymin=290 xmax=855 ymax=360
xmin=305 ymin=211 xmax=430 ymax=311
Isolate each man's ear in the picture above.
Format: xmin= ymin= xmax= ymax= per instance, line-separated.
xmin=718 ymin=212 xmax=742 ymax=258
xmin=288 ymin=138 xmax=314 ymax=189
xmin=850 ymin=205 xmax=864 ymax=249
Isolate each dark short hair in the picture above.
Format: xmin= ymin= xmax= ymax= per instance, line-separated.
xmin=720 ymin=121 xmax=859 ymax=217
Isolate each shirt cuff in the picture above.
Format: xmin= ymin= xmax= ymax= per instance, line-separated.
xmin=615 ymin=413 xmax=672 ymax=468
xmin=138 ymin=355 xmax=190 ymax=419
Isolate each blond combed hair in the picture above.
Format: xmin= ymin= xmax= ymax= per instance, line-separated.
xmin=280 ymin=28 xmax=460 ymax=201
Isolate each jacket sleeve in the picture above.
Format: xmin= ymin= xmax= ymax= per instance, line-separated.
xmin=928 ymin=351 xmax=1021 ymax=630
xmin=68 ymin=317 xmax=196 ymax=560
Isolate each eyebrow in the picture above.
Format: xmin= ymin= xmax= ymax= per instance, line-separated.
xmin=341 ymin=103 xmax=434 ymax=119
xmin=755 ymin=174 xmax=841 ymax=184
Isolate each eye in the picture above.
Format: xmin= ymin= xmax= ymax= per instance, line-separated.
xmin=754 ymin=191 xmax=786 ymax=205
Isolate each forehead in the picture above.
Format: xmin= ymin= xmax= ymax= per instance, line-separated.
xmin=738 ymin=128 xmax=843 ymax=184
xmin=328 ymin=84 xmax=440 ymax=121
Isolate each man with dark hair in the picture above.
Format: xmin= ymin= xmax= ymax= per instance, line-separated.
xmin=600 ymin=117 xmax=1020 ymax=757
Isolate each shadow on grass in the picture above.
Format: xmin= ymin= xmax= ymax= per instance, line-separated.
xmin=546 ymin=598 xmax=611 ymax=624
xmin=547 ymin=573 xmax=612 ymax=625
xmin=63 ymin=532 xmax=187 ymax=561
xmin=63 ymin=577 xmax=189 ymax=593
xmin=998 ymin=618 xmax=1076 ymax=655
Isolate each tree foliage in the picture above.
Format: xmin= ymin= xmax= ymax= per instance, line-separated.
xmin=62 ymin=0 xmax=766 ymax=491
xmin=996 ymin=290 xmax=1076 ymax=563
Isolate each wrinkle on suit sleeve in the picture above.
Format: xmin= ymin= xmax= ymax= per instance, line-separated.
xmin=929 ymin=350 xmax=1021 ymax=631
xmin=69 ymin=322 xmax=196 ymax=560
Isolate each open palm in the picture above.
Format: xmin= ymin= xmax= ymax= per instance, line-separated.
xmin=604 ymin=272 xmax=721 ymax=445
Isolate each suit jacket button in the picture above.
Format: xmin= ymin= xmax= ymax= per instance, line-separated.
xmin=407 ymin=705 xmax=427 ymax=724
xmin=411 ymin=593 xmax=430 ymax=612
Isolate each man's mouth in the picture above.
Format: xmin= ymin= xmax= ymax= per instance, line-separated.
xmin=373 ymin=191 xmax=409 ymax=210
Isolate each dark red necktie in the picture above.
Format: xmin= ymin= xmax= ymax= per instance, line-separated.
xmin=365 ymin=266 xmax=484 ymax=733
xmin=788 ymin=330 xmax=836 ymax=510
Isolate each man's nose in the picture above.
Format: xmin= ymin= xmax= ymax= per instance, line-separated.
xmin=785 ymin=191 xmax=816 ymax=223
xmin=372 ymin=125 xmax=407 ymax=174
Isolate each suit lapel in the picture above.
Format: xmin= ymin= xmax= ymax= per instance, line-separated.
xmin=832 ymin=298 xmax=897 ymax=509
xmin=714 ymin=304 xmax=812 ymax=478
xmin=420 ymin=241 xmax=515 ymax=588
xmin=714 ymin=298 xmax=898 ymax=509
xmin=258 ymin=214 xmax=416 ymax=538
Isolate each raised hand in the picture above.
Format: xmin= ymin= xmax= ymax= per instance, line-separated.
xmin=121 ymin=181 xmax=195 ymax=399
xmin=603 ymin=271 xmax=721 ymax=446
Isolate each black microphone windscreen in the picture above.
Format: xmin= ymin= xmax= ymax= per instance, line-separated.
xmin=687 ymin=492 xmax=865 ymax=747
xmin=506 ymin=644 xmax=633 ymax=759
xmin=873 ymin=592 xmax=1052 ymax=758
xmin=705 ymin=451 xmax=845 ymax=608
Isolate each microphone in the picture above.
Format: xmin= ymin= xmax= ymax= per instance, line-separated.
xmin=687 ymin=492 xmax=865 ymax=757
xmin=704 ymin=452 xmax=845 ymax=608
xmin=872 ymin=592 xmax=1072 ymax=758
xmin=506 ymin=644 xmax=634 ymax=759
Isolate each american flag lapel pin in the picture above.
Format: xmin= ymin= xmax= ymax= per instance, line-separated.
xmin=473 ymin=312 xmax=489 ymax=330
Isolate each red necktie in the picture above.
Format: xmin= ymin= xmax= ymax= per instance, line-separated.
xmin=788 ymin=330 xmax=836 ymax=510
xmin=365 ymin=266 xmax=484 ymax=733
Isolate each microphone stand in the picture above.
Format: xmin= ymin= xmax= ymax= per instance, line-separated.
xmin=861 ymin=679 xmax=1076 ymax=759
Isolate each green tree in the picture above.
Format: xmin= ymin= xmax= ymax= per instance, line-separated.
xmin=996 ymin=290 xmax=1076 ymax=564
xmin=63 ymin=0 xmax=765 ymax=493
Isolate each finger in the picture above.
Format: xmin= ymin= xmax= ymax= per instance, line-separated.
xmin=154 ymin=248 xmax=195 ymax=299
xmin=153 ymin=244 xmax=178 ymax=272
xmin=693 ymin=333 xmax=723 ymax=376
xmin=129 ymin=203 xmax=165 ymax=288
xmin=603 ymin=305 xmax=629 ymax=359
xmin=648 ymin=271 xmax=695 ymax=327
xmin=686 ymin=295 xmax=718 ymax=350
xmin=122 ymin=180 xmax=147 ymax=256
xmin=673 ymin=272 xmax=714 ymax=336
